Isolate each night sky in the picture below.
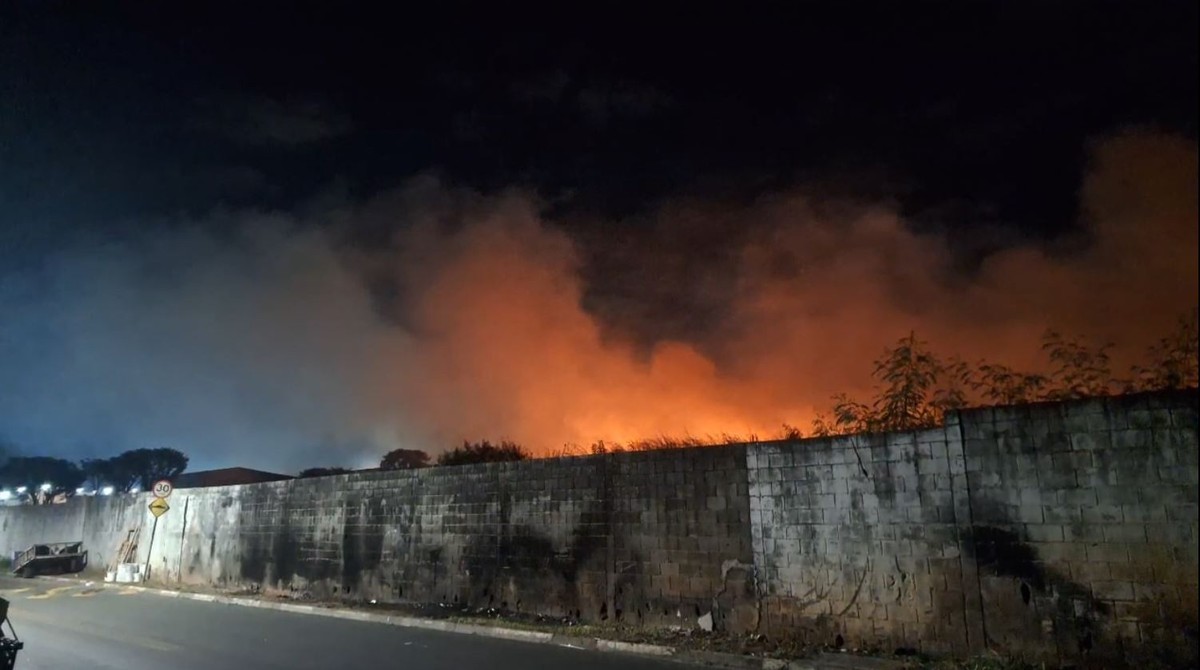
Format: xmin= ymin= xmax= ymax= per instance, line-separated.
xmin=1 ymin=2 xmax=1197 ymax=472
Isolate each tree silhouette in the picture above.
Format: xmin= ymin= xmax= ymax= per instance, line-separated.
xmin=298 ymin=467 xmax=352 ymax=478
xmin=81 ymin=457 xmax=117 ymax=489
xmin=380 ymin=448 xmax=430 ymax=470
xmin=0 ymin=456 xmax=84 ymax=503
xmin=1131 ymin=310 xmax=1199 ymax=391
xmin=813 ymin=312 xmax=1199 ymax=437
xmin=814 ymin=333 xmax=958 ymax=435
xmin=971 ymin=362 xmax=1047 ymax=405
xmin=1041 ymin=330 xmax=1115 ymax=399
xmin=437 ymin=440 xmax=528 ymax=466
xmin=871 ymin=332 xmax=945 ymax=431
xmin=95 ymin=448 xmax=190 ymax=491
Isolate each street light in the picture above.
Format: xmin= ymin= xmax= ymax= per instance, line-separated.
xmin=15 ymin=486 xmax=27 ymax=494
xmin=0 ymin=490 xmax=10 ymax=501
xmin=39 ymin=483 xmax=52 ymax=492
xmin=101 ymin=486 xmax=114 ymax=496
xmin=129 ymin=486 xmax=140 ymax=493
xmin=75 ymin=487 xmax=86 ymax=495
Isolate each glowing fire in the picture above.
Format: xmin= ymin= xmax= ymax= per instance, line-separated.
xmin=0 ymin=133 xmax=1193 ymax=465
xmin=359 ymin=132 xmax=1196 ymax=455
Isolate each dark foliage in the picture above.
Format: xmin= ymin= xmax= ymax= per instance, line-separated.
xmin=297 ymin=467 xmax=352 ymax=478
xmin=379 ymin=448 xmax=430 ymax=470
xmin=0 ymin=456 xmax=85 ymax=503
xmin=437 ymin=440 xmax=529 ymax=466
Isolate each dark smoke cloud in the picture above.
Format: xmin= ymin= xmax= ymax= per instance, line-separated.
xmin=0 ymin=131 xmax=1194 ymax=471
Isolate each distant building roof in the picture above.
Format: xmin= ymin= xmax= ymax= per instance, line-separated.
xmin=172 ymin=467 xmax=294 ymax=489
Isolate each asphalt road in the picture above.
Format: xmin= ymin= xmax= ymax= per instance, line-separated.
xmin=0 ymin=577 xmax=702 ymax=670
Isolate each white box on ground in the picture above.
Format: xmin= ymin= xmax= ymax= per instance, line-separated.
xmin=114 ymin=563 xmax=144 ymax=583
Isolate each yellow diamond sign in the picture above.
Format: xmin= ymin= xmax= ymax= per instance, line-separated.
xmin=148 ymin=498 xmax=170 ymax=518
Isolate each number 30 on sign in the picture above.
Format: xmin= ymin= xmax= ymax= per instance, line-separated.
xmin=152 ymin=480 xmax=173 ymax=498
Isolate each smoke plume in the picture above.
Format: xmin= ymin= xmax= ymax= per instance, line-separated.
xmin=1 ymin=130 xmax=1195 ymax=470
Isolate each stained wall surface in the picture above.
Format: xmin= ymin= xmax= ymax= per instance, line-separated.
xmin=1 ymin=390 xmax=1195 ymax=665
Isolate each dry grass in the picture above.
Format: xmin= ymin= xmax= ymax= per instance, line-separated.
xmin=547 ymin=431 xmax=785 ymax=459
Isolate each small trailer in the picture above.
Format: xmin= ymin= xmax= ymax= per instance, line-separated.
xmin=0 ymin=596 xmax=22 ymax=670
xmin=10 ymin=541 xmax=87 ymax=578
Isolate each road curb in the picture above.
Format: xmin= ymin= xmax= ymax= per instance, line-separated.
xmin=34 ymin=576 xmax=906 ymax=670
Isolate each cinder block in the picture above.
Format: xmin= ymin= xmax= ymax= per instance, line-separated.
xmin=1068 ymin=561 xmax=1110 ymax=582
xmin=987 ymin=502 xmax=1031 ymax=524
xmin=1029 ymin=453 xmax=1056 ymax=477
xmin=1081 ymin=504 xmax=1124 ymax=524
xmin=790 ymin=508 xmax=823 ymax=525
xmin=916 ymin=473 xmax=939 ymax=491
xmin=1057 ymin=488 xmax=1098 ymax=506
xmin=1086 ymin=543 xmax=1130 ymax=562
xmin=823 ymin=508 xmax=851 ymax=525
xmin=1085 ymin=413 xmax=1112 ymax=433
xmin=1062 ymin=524 xmax=1105 ymax=543
xmin=1037 ymin=541 xmax=1089 ymax=563
xmin=1029 ymin=430 xmax=1069 ymax=453
xmin=890 ymin=488 xmax=921 ymax=507
xmin=969 ymin=471 xmax=1003 ymax=488
xmin=1165 ymin=502 xmax=1199 ymax=521
xmin=1025 ymin=524 xmax=1065 ymax=542
xmin=1121 ymin=504 xmax=1167 ymax=523
xmin=1110 ymin=561 xmax=1157 ymax=582
xmin=1158 ymin=466 xmax=1195 ymax=483
xmin=1127 ymin=408 xmax=1174 ymax=430
xmin=1113 ymin=429 xmax=1153 ymax=450
xmin=1018 ymin=488 xmax=1046 ymax=506
xmin=1103 ymin=524 xmax=1147 ymax=543
xmin=1144 ymin=523 xmax=1195 ymax=544
xmin=904 ymin=505 xmax=939 ymax=524
xmin=1169 ymin=406 xmax=1199 ymax=428
xmin=768 ymin=452 xmax=793 ymax=468
xmin=812 ymin=493 xmax=836 ymax=508
xmin=1052 ymin=451 xmax=1093 ymax=471
xmin=1091 ymin=580 xmax=1136 ymax=601
xmin=922 ymin=490 xmax=953 ymax=508
xmin=1091 ymin=484 xmax=1141 ymax=506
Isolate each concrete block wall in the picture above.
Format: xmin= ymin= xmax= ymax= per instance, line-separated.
xmin=132 ymin=445 xmax=754 ymax=632
xmin=1 ymin=389 xmax=1195 ymax=666
xmin=0 ymin=496 xmax=86 ymax=560
xmin=0 ymin=494 xmax=142 ymax=570
xmin=607 ymin=445 xmax=755 ymax=631
xmin=746 ymin=426 xmax=983 ymax=654
xmin=960 ymin=392 xmax=1199 ymax=665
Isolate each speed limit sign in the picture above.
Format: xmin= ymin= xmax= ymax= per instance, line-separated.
xmin=151 ymin=479 xmax=173 ymax=499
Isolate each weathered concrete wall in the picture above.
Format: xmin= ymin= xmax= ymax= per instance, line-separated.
xmin=745 ymin=390 xmax=1199 ymax=664
xmin=0 ymin=493 xmax=142 ymax=569
xmin=746 ymin=424 xmax=983 ymax=654
xmin=960 ymin=393 xmax=1199 ymax=666
xmin=1 ymin=390 xmax=1195 ymax=665
xmin=0 ymin=497 xmax=86 ymax=558
xmin=135 ymin=443 xmax=754 ymax=632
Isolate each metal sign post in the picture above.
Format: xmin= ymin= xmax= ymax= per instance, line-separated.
xmin=143 ymin=481 xmax=173 ymax=582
